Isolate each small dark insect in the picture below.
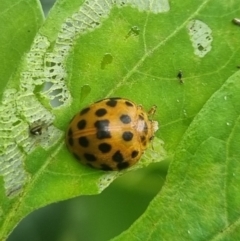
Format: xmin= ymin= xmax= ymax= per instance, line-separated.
xmin=30 ymin=125 xmax=43 ymax=135
xmin=177 ymin=70 xmax=184 ymax=84
xmin=29 ymin=121 xmax=49 ymax=136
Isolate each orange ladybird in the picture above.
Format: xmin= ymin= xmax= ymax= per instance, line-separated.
xmin=65 ymin=97 xmax=158 ymax=171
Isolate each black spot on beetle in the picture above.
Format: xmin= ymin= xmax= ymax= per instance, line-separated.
xmin=95 ymin=120 xmax=111 ymax=139
xmin=95 ymin=108 xmax=107 ymax=117
xmin=131 ymin=150 xmax=139 ymax=158
xmin=77 ymin=119 xmax=87 ymax=130
xmin=97 ymin=130 xmax=111 ymax=139
xmin=117 ymin=162 xmax=130 ymax=170
xmin=125 ymin=101 xmax=134 ymax=107
xmin=84 ymin=153 xmax=97 ymax=162
xmin=101 ymin=164 xmax=113 ymax=171
xmin=122 ymin=131 xmax=133 ymax=141
xmin=106 ymin=98 xmax=118 ymax=107
xmin=68 ymin=137 xmax=74 ymax=146
xmin=95 ymin=120 xmax=109 ymax=129
xmin=112 ymin=150 xmax=124 ymax=162
xmin=120 ymin=114 xmax=131 ymax=124
xmin=78 ymin=136 xmax=89 ymax=147
xmin=98 ymin=143 xmax=112 ymax=153
xmin=68 ymin=128 xmax=73 ymax=136
xmin=80 ymin=107 xmax=90 ymax=115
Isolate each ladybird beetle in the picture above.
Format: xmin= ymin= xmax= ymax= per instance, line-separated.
xmin=65 ymin=97 xmax=158 ymax=171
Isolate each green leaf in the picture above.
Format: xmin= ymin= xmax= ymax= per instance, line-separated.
xmin=111 ymin=70 xmax=240 ymax=241
xmin=1 ymin=0 xmax=240 ymax=240
xmin=0 ymin=0 xmax=44 ymax=98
